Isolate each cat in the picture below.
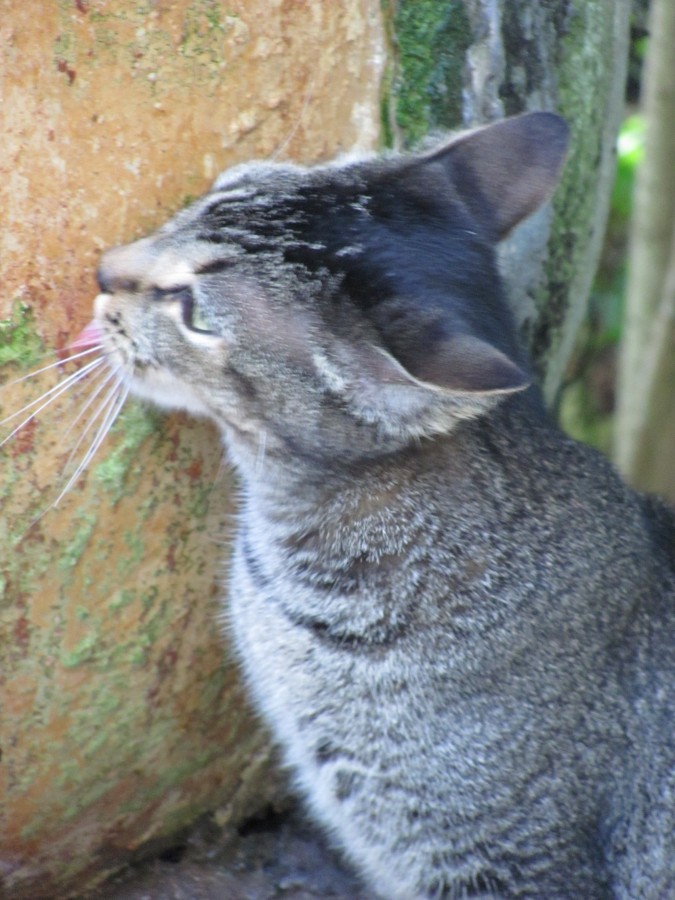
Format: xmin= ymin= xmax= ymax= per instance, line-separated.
xmin=89 ymin=112 xmax=674 ymax=898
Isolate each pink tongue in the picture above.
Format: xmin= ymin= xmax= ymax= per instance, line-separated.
xmin=71 ymin=321 xmax=103 ymax=351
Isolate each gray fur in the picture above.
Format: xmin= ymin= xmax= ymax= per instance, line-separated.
xmin=94 ymin=114 xmax=675 ymax=898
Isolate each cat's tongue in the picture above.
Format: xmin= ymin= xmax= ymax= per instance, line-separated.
xmin=71 ymin=321 xmax=103 ymax=351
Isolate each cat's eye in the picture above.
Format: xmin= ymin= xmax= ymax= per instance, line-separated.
xmin=187 ymin=302 xmax=215 ymax=334
xmin=151 ymin=285 xmax=216 ymax=335
xmin=177 ymin=289 xmax=215 ymax=334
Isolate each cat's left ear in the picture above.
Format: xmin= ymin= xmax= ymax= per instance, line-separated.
xmin=323 ymin=332 xmax=529 ymax=432
xmin=418 ymin=112 xmax=569 ymax=239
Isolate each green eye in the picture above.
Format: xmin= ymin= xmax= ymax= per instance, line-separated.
xmin=173 ymin=291 xmax=215 ymax=334
xmin=190 ymin=304 xmax=213 ymax=333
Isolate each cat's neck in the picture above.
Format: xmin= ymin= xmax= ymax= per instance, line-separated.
xmin=239 ymin=394 xmax=543 ymax=549
xmin=247 ymin=384 xmax=538 ymax=481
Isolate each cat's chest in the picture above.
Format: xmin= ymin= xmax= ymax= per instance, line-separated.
xmin=227 ymin=512 xmax=523 ymax=752
xmin=228 ymin=540 xmax=459 ymax=787
xmin=227 ymin=540 xmax=570 ymax=830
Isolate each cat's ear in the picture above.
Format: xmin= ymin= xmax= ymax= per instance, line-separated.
xmin=419 ymin=112 xmax=569 ymax=239
xmin=323 ymin=333 xmax=529 ymax=430
xmin=397 ymin=333 xmax=530 ymax=393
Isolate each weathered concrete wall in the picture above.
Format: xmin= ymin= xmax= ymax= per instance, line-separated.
xmin=0 ymin=2 xmax=385 ymax=897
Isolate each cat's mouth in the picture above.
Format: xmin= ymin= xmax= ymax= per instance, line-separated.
xmin=91 ymin=292 xmax=225 ymax=419
xmin=71 ymin=321 xmax=104 ymax=350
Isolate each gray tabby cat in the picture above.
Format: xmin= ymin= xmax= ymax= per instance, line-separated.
xmin=92 ymin=113 xmax=674 ymax=898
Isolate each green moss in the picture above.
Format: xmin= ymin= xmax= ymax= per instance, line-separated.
xmin=60 ymin=630 xmax=100 ymax=669
xmin=534 ymin=0 xmax=615 ymax=364
xmin=124 ymin=529 xmax=145 ymax=564
xmin=0 ymin=453 xmax=22 ymax=515
xmin=58 ymin=513 xmax=97 ymax=573
xmin=129 ymin=646 xmax=147 ymax=666
xmin=141 ymin=585 xmax=159 ymax=613
xmin=189 ymin=483 xmax=213 ymax=519
xmin=59 ymin=773 xmax=117 ymax=822
xmin=179 ymin=1 xmax=228 ymax=70
xmin=391 ymin=0 xmax=471 ymax=145
xmin=0 ymin=302 xmax=44 ymax=369
xmin=108 ymin=588 xmax=137 ymax=612
xmin=92 ymin=403 xmax=157 ymax=502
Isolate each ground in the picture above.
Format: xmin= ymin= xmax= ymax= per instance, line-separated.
xmin=89 ymin=805 xmax=373 ymax=900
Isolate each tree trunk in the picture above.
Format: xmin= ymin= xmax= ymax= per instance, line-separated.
xmin=615 ymin=0 xmax=675 ymax=500
xmin=390 ymin=0 xmax=631 ymax=404
xmin=0 ymin=3 xmax=384 ymax=897
xmin=0 ymin=1 xmax=631 ymax=896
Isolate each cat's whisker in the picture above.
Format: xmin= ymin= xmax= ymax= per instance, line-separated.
xmin=16 ymin=379 xmax=115 ymax=532
xmin=53 ymin=377 xmax=130 ymax=506
xmin=211 ymin=450 xmax=229 ymax=487
xmin=62 ymin=363 xmax=120 ymax=442
xmin=0 ymin=355 xmax=104 ymax=426
xmin=58 ymin=367 xmax=123 ymax=478
xmin=0 ymin=357 xmax=105 ymax=447
xmin=0 ymin=345 xmax=103 ymax=391
xmin=64 ymin=338 xmax=104 ymax=354
xmin=66 ymin=359 xmax=115 ymax=410
xmin=270 ymin=74 xmax=314 ymax=161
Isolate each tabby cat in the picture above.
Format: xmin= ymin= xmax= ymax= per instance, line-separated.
xmin=90 ymin=113 xmax=675 ymax=897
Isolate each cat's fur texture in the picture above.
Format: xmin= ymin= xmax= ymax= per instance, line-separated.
xmin=94 ymin=113 xmax=675 ymax=898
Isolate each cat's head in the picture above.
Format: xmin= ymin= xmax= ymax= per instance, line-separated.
xmin=95 ymin=112 xmax=568 ymax=476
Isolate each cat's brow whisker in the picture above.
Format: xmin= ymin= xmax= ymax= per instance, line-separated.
xmin=53 ymin=378 xmax=130 ymax=506
xmin=0 ymin=345 xmax=103 ymax=391
xmin=270 ymin=75 xmax=315 ymax=161
xmin=0 ymin=357 xmax=105 ymax=446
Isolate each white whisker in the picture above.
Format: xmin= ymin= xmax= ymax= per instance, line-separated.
xmin=0 ymin=357 xmax=105 ymax=446
xmin=270 ymin=75 xmax=315 ymax=161
xmin=62 ymin=363 xmax=120 ymax=442
xmin=59 ymin=368 xmax=126 ymax=478
xmin=65 ymin=338 xmax=102 ymax=354
xmin=0 ymin=345 xmax=103 ymax=390
xmin=66 ymin=360 xmax=115 ymax=411
xmin=53 ymin=378 xmax=131 ymax=506
xmin=212 ymin=449 xmax=230 ymax=489
xmin=57 ymin=369 xmax=122 ymax=479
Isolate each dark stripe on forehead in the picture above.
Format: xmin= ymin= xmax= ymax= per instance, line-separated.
xmin=194 ymin=258 xmax=239 ymax=276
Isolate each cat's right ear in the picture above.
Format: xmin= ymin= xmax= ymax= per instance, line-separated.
xmin=416 ymin=112 xmax=569 ymax=239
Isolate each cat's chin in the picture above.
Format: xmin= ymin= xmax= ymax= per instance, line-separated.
xmin=128 ymin=370 xmax=211 ymax=418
